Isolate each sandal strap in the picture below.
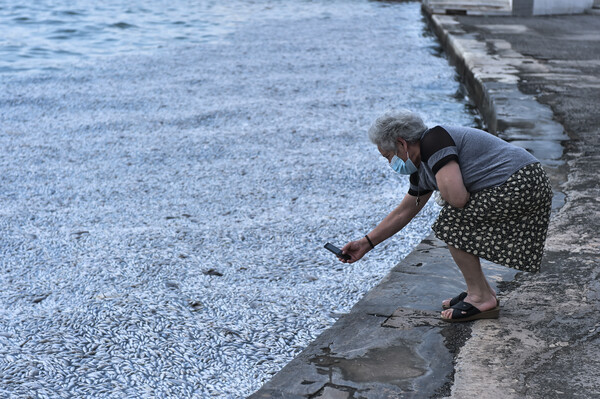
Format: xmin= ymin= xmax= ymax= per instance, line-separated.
xmin=449 ymin=301 xmax=482 ymax=319
xmin=451 ymin=301 xmax=476 ymax=311
xmin=449 ymin=291 xmax=467 ymax=307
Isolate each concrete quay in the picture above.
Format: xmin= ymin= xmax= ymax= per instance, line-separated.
xmin=427 ymin=10 xmax=600 ymax=398
xmin=251 ymin=5 xmax=600 ymax=399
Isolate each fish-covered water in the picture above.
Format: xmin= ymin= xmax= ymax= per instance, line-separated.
xmin=0 ymin=0 xmax=479 ymax=397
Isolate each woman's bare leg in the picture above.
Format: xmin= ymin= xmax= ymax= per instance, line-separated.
xmin=441 ymin=245 xmax=498 ymax=319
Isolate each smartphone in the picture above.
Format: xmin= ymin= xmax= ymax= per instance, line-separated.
xmin=324 ymin=242 xmax=351 ymax=260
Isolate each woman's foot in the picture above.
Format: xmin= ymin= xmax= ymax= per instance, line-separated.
xmin=441 ymin=290 xmax=497 ymax=310
xmin=441 ymin=292 xmax=498 ymax=320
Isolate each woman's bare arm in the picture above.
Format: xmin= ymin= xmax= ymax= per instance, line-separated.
xmin=366 ymin=191 xmax=433 ymax=246
xmin=341 ymin=191 xmax=432 ymax=263
xmin=435 ymin=160 xmax=470 ymax=208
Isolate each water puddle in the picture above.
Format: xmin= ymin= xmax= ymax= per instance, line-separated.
xmin=309 ymin=343 xmax=426 ymax=386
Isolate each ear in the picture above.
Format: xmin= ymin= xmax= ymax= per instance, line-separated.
xmin=396 ymin=137 xmax=408 ymax=151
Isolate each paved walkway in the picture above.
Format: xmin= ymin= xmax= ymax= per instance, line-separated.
xmin=433 ymin=11 xmax=600 ymax=398
xmin=251 ymin=5 xmax=600 ymax=399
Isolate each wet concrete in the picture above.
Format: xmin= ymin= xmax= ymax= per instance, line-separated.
xmin=423 ymin=10 xmax=569 ymax=171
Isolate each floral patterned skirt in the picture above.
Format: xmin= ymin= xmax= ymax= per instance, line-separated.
xmin=431 ymin=162 xmax=553 ymax=273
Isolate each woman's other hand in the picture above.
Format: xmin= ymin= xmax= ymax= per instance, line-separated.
xmin=340 ymin=238 xmax=371 ymax=263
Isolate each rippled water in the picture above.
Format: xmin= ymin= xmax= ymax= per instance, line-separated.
xmin=1 ymin=0 xmax=479 ymax=397
xmin=1 ymin=0 xmax=239 ymax=73
xmin=1 ymin=0 xmax=401 ymax=74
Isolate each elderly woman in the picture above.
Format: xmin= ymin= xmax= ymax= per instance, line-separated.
xmin=341 ymin=110 xmax=552 ymax=322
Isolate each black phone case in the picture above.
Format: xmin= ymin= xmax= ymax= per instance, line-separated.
xmin=324 ymin=243 xmax=350 ymax=260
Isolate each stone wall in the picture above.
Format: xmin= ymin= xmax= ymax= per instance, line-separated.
xmin=513 ymin=0 xmax=594 ymax=15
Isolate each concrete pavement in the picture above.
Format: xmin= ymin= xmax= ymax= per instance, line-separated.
xmin=251 ymin=5 xmax=600 ymax=399
xmin=428 ymin=11 xmax=600 ymax=398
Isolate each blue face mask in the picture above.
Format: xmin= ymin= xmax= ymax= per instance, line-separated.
xmin=390 ymin=151 xmax=418 ymax=175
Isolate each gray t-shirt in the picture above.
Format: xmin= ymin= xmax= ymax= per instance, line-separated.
xmin=408 ymin=125 xmax=538 ymax=196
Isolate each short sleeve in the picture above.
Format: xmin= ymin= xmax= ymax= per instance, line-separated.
xmin=408 ymin=171 xmax=433 ymax=197
xmin=421 ymin=126 xmax=459 ymax=174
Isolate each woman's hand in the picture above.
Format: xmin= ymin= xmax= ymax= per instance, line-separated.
xmin=340 ymin=238 xmax=371 ymax=264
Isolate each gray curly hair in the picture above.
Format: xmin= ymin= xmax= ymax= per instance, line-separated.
xmin=368 ymin=110 xmax=427 ymax=152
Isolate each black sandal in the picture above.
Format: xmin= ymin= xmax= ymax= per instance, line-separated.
xmin=442 ymin=292 xmax=467 ymax=310
xmin=441 ymin=300 xmax=500 ymax=323
xmin=442 ymin=292 xmax=500 ymax=309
